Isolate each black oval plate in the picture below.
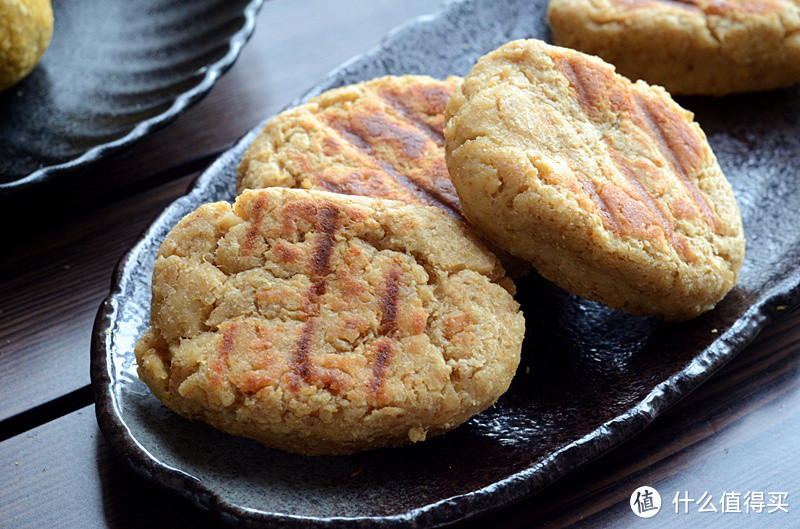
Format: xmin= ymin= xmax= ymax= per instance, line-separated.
xmin=91 ymin=0 xmax=800 ymax=527
xmin=0 ymin=0 xmax=264 ymax=196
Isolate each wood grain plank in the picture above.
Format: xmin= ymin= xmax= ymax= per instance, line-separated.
xmin=1 ymin=308 xmax=799 ymax=528
xmin=0 ymin=173 xmax=197 ymax=424
xmin=0 ymin=407 xmax=223 ymax=529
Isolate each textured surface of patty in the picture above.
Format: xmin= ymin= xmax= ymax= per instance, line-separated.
xmin=135 ymin=188 xmax=524 ymax=455
xmin=547 ymin=0 xmax=800 ymax=95
xmin=238 ymin=75 xmax=463 ymax=217
xmin=445 ymin=39 xmax=745 ymax=320
xmin=237 ymin=74 xmax=530 ymax=276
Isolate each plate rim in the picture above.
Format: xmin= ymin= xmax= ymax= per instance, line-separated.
xmin=0 ymin=0 xmax=266 ymax=196
xmin=90 ymin=0 xmax=800 ymax=526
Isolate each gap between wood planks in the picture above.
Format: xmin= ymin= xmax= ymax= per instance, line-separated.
xmin=0 ymin=385 xmax=94 ymax=442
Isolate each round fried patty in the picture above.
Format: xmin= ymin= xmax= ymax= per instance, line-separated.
xmin=135 ymin=188 xmax=524 ymax=455
xmin=445 ymin=39 xmax=745 ymax=320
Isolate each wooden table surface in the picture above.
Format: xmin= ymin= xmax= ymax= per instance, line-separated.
xmin=2 ymin=1 xmax=799 ymax=527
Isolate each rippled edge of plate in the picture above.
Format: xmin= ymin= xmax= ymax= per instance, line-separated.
xmin=0 ymin=0 xmax=265 ymax=196
xmin=90 ymin=3 xmax=800 ymax=529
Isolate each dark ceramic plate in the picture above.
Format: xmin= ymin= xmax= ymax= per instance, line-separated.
xmin=91 ymin=0 xmax=800 ymax=527
xmin=0 ymin=0 xmax=264 ymax=196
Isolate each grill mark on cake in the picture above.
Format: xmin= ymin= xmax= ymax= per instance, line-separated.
xmin=327 ymin=110 xmax=429 ymax=160
xmin=311 ymin=204 xmax=340 ymax=275
xmin=704 ymin=0 xmax=782 ymax=15
xmin=213 ymin=323 xmax=237 ymax=387
xmin=368 ymin=339 xmax=394 ymax=398
xmin=291 ymin=317 xmax=317 ymax=387
xmin=611 ymin=0 xmax=702 ymax=10
xmin=420 ymin=158 xmax=463 ymax=218
xmin=390 ymin=166 xmax=462 ymax=218
xmin=369 ymin=266 xmax=403 ymax=397
xmin=288 ymin=204 xmax=340 ymax=388
xmin=554 ymin=54 xmax=615 ymax=117
xmin=315 ymin=169 xmax=399 ymax=201
xmin=325 ymin=115 xmax=462 ymax=217
xmin=553 ymin=52 xmax=715 ymax=252
xmin=609 ymin=152 xmax=692 ymax=257
xmin=378 ymin=89 xmax=449 ymax=146
xmin=574 ymin=171 xmax=621 ymax=231
xmin=609 ymin=0 xmax=781 ymax=14
xmin=631 ymin=92 xmax=717 ymax=231
xmin=554 ymin=55 xmax=648 ymax=233
xmin=242 ymin=195 xmax=268 ymax=254
xmin=379 ymin=267 xmax=401 ymax=334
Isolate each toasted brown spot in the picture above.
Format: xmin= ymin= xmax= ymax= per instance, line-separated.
xmin=289 ymin=318 xmax=316 ymax=389
xmin=280 ymin=201 xmax=319 ymax=240
xmin=312 ymin=204 xmax=340 ymax=275
xmin=326 ymin=110 xmax=429 ymax=161
xmin=631 ymin=92 xmax=717 ymax=230
xmin=288 ymin=203 xmax=342 ymax=390
xmin=443 ymin=312 xmax=472 ymax=341
xmin=607 ymin=152 xmax=692 ymax=258
xmin=326 ymin=115 xmax=462 ymax=217
xmin=611 ymin=0 xmax=702 ymax=10
xmin=272 ymin=240 xmax=301 ymax=265
xmin=339 ymin=270 xmax=370 ymax=300
xmin=314 ymin=367 xmax=352 ymax=393
xmin=704 ymin=0 xmax=782 ymax=15
xmin=342 ymin=314 xmax=370 ymax=337
xmin=213 ymin=323 xmax=237 ymax=387
xmin=379 ymin=86 xmax=452 ymax=146
xmin=240 ymin=370 xmax=277 ymax=395
xmin=552 ymin=52 xmax=715 ymax=252
xmin=610 ymin=0 xmax=781 ymax=14
xmin=290 ymin=153 xmax=313 ymax=174
xmin=368 ymin=338 xmax=394 ymax=398
xmin=379 ymin=267 xmax=401 ymax=334
xmin=313 ymin=168 xmax=389 ymax=198
xmin=323 ymin=136 xmax=341 ymax=156
xmin=242 ymin=195 xmax=268 ymax=254
xmin=554 ymin=54 xmax=620 ymax=118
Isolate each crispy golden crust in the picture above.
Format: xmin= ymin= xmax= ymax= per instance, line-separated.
xmin=238 ymin=75 xmax=463 ymax=216
xmin=135 ymin=188 xmax=524 ymax=455
xmin=445 ymin=39 xmax=745 ymax=320
xmin=547 ymin=0 xmax=800 ymax=95
xmin=0 ymin=0 xmax=53 ymax=91
xmin=610 ymin=0 xmax=788 ymax=15
xmin=237 ymin=74 xmax=530 ymax=276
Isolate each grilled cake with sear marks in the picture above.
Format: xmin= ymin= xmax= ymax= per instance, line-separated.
xmin=135 ymin=187 xmax=524 ymax=455
xmin=547 ymin=0 xmax=800 ymax=95
xmin=237 ymin=75 xmax=462 ymax=215
xmin=445 ymin=39 xmax=745 ymax=320
xmin=236 ymin=75 xmax=530 ymax=277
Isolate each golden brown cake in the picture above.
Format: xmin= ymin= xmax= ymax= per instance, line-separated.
xmin=547 ymin=0 xmax=800 ymax=96
xmin=0 ymin=0 xmax=53 ymax=91
xmin=135 ymin=188 xmax=524 ymax=455
xmin=238 ymin=75 xmax=463 ymax=214
xmin=445 ymin=39 xmax=745 ymax=320
xmin=236 ymin=74 xmax=530 ymax=276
